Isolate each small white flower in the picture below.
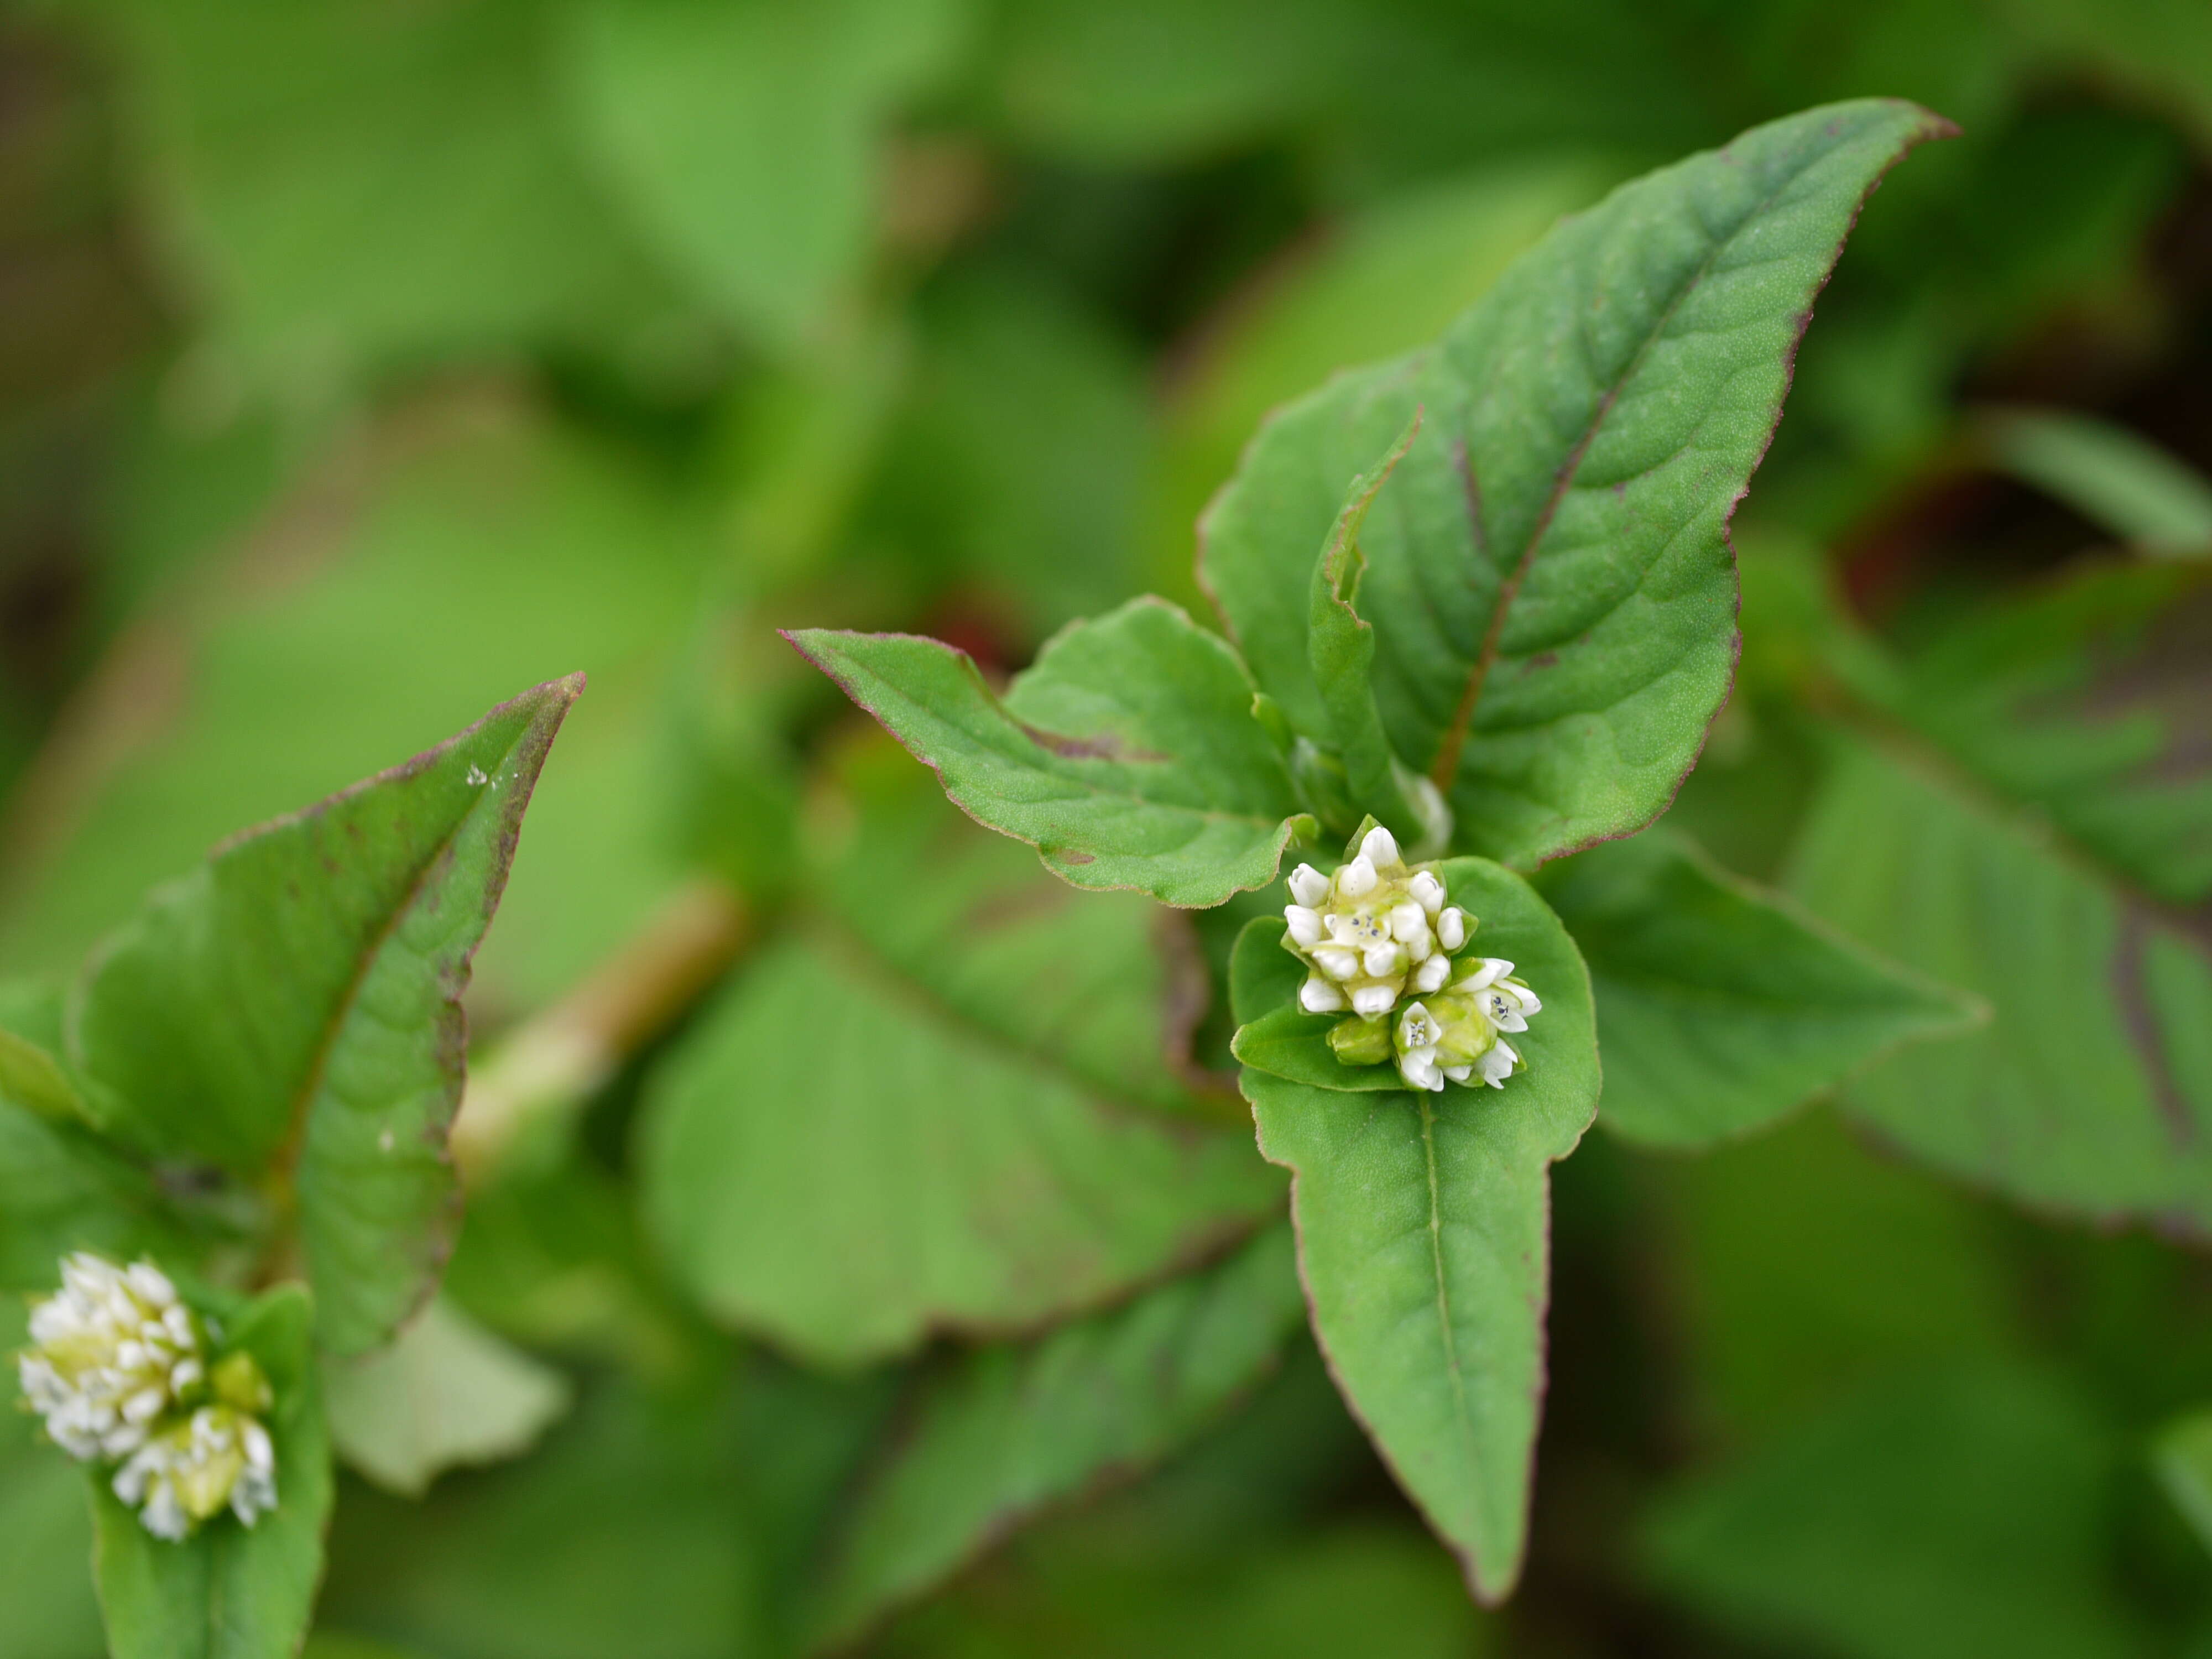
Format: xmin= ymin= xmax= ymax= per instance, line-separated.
xmin=1408 ymin=871 xmax=1445 ymax=915
xmin=1413 ymin=954 xmax=1450 ymax=994
xmin=1284 ymin=905 xmax=1324 ymax=948
xmin=1475 ymin=985 xmax=1530 ymax=1034
xmin=1477 ymin=1039 xmax=1519 ymax=1088
xmin=1288 ymin=864 xmax=1329 ymax=907
xmin=1338 ymin=854 xmax=1379 ymax=899
xmin=1300 ymin=976 xmax=1347 ymax=1014
xmin=1398 ymin=1045 xmax=1444 ymax=1092
xmin=1358 ymin=826 xmax=1401 ymax=868
xmin=1361 ymin=943 xmax=1401 ymax=978
xmin=1455 ymin=957 xmax=1512 ymax=992
xmin=1314 ymin=946 xmax=1359 ymax=981
xmin=1436 ymin=907 xmax=1468 ymax=952
xmin=1350 ymin=983 xmax=1399 ymax=1017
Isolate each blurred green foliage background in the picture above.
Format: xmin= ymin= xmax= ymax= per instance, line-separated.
xmin=3 ymin=1 xmax=2212 ymax=1655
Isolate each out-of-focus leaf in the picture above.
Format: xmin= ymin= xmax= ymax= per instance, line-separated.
xmin=1983 ymin=408 xmax=2212 ymax=558
xmin=1791 ymin=735 xmax=2212 ymax=1235
xmin=2157 ymin=1407 xmax=2212 ymax=1558
xmin=72 ymin=679 xmax=580 ymax=1354
xmin=559 ymin=0 xmax=966 ymax=349
xmin=880 ymin=1520 xmax=1490 ymax=1659
xmin=99 ymin=0 xmax=677 ymax=397
xmin=1791 ymin=563 xmax=2212 ymax=1233
xmin=0 ymin=1302 xmax=106 ymax=1659
xmin=1200 ymin=100 xmax=1949 ymax=870
xmin=91 ymin=1284 xmax=333 ymax=1659
xmin=1153 ymin=158 xmax=1614 ymax=605
xmin=0 ymin=978 xmax=87 ymax=1122
xmin=325 ymin=1296 xmax=573 ymax=1498
xmin=1644 ymin=1366 xmax=2141 ymax=1659
xmin=1650 ymin=1108 xmax=2021 ymax=1439
xmin=874 ymin=267 xmax=1153 ymax=634
xmin=319 ymin=1382 xmax=759 ymax=1659
xmin=1890 ymin=563 xmax=2212 ymax=905
xmin=1993 ymin=0 xmax=2212 ymax=155
xmin=806 ymin=1223 xmax=1305 ymax=1646
xmin=0 ymin=1100 xmax=179 ymax=1292
xmin=1235 ymin=859 xmax=1598 ymax=1602
xmin=790 ymin=598 xmax=1310 ymax=907
xmin=985 ymin=0 xmax=1354 ymax=163
xmin=300 ymin=1636 xmax=435 ymax=1659
xmin=1535 ymin=830 xmax=1981 ymax=1146
xmin=643 ymin=766 xmax=1282 ymax=1366
xmin=0 ymin=399 xmax=714 ymax=1016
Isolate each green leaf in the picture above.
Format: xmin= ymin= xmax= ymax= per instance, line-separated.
xmin=2156 ymin=1407 xmax=2212 ymax=1558
xmin=1789 ymin=733 xmax=2212 ymax=1235
xmin=102 ymin=0 xmax=675 ymax=396
xmin=1199 ymin=99 xmax=1950 ymax=869
xmin=0 ymin=1100 xmax=180 ymax=1293
xmin=92 ymin=1283 xmax=334 ymax=1659
xmin=0 ymin=1303 xmax=106 ymax=1659
xmin=1885 ymin=562 xmax=2212 ymax=906
xmin=1643 ymin=1366 xmax=2140 ymax=1659
xmin=558 ymin=0 xmax=965 ymax=349
xmin=0 ymin=403 xmax=718 ymax=1015
xmin=1533 ymin=830 xmax=1983 ymax=1147
xmin=1306 ymin=416 xmax=1436 ymax=842
xmin=325 ymin=1296 xmax=573 ymax=1498
xmin=789 ymin=598 xmax=1312 ymax=907
xmin=0 ymin=979 xmax=87 ymax=1124
xmin=1981 ymin=406 xmax=2212 ymax=558
xmin=643 ymin=771 xmax=1282 ymax=1365
xmin=71 ymin=677 xmax=582 ymax=1354
xmin=1239 ymin=857 xmax=1597 ymax=1600
xmin=319 ymin=1381 xmax=759 ymax=1659
xmin=805 ymin=1224 xmax=1306 ymax=1646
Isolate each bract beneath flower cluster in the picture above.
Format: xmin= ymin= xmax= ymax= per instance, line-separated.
xmin=17 ymin=1252 xmax=278 ymax=1541
xmin=1283 ymin=826 xmax=1542 ymax=1092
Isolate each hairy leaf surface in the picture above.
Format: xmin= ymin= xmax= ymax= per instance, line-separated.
xmin=1201 ymin=100 xmax=1948 ymax=868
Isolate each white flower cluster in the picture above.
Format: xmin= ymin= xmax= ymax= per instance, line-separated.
xmin=15 ymin=1253 xmax=277 ymax=1541
xmin=1284 ymin=826 xmax=1542 ymax=1093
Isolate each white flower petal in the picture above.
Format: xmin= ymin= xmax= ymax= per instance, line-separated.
xmin=1413 ymin=956 xmax=1449 ymax=993
xmin=1314 ymin=947 xmax=1359 ymax=981
xmin=1457 ymin=957 xmax=1511 ymax=990
xmin=1363 ymin=943 xmax=1401 ymax=978
xmin=1284 ymin=905 xmax=1324 ymax=947
xmin=1359 ymin=826 xmax=1401 ymax=868
xmin=1442 ymin=1065 xmax=1473 ymax=1083
xmin=1288 ymin=864 xmax=1329 ymax=906
xmin=1436 ymin=908 xmax=1467 ymax=951
xmin=1408 ymin=871 xmax=1445 ymax=915
xmin=1300 ymin=977 xmax=1347 ymax=1014
xmin=1338 ymin=855 xmax=1379 ymax=899
xmin=1350 ymin=982 xmax=1399 ymax=1017
xmin=1388 ymin=901 xmax=1426 ymax=943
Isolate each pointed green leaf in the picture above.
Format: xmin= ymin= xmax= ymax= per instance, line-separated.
xmin=71 ymin=678 xmax=583 ymax=1354
xmin=1200 ymin=99 xmax=1950 ymax=868
xmin=804 ymin=1224 xmax=1305 ymax=1646
xmin=1306 ymin=416 xmax=1433 ymax=841
xmin=1238 ymin=858 xmax=1597 ymax=1601
xmin=1790 ymin=734 xmax=2212 ymax=1236
xmin=643 ymin=777 xmax=1282 ymax=1365
xmin=1534 ymin=831 xmax=1983 ymax=1147
xmin=325 ymin=1296 xmax=573 ymax=1498
xmin=789 ymin=598 xmax=1311 ymax=906
xmin=92 ymin=1284 xmax=333 ymax=1659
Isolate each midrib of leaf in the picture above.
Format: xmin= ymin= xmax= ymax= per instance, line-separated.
xmin=1418 ymin=1093 xmax=1475 ymax=1469
xmin=1428 ymin=167 xmax=1800 ymax=796
xmin=266 ymin=780 xmax=501 ymax=1188
xmin=812 ymin=912 xmax=1224 ymax=1141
